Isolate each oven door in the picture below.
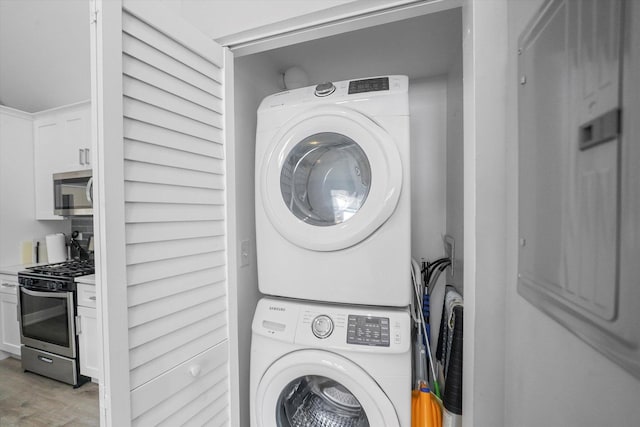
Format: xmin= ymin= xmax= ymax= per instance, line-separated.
xmin=18 ymin=287 xmax=76 ymax=358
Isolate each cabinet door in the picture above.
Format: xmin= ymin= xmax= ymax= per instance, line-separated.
xmin=33 ymin=117 xmax=64 ymax=220
xmin=0 ymin=282 xmax=21 ymax=356
xmin=77 ymin=305 xmax=100 ymax=380
xmin=93 ymin=1 xmax=229 ymax=425
xmin=60 ymin=104 xmax=92 ymax=171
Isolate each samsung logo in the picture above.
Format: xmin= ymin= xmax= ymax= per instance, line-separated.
xmin=269 ymin=306 xmax=285 ymax=312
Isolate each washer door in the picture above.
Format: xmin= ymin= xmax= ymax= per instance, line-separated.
xmin=255 ymin=350 xmax=400 ymax=427
xmin=261 ymin=106 xmax=402 ymax=251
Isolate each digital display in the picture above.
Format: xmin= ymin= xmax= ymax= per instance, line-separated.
xmin=348 ymin=77 xmax=390 ymax=94
xmin=346 ymin=315 xmax=390 ymax=347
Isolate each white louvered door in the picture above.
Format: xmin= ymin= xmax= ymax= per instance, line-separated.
xmin=91 ymin=1 xmax=231 ymax=425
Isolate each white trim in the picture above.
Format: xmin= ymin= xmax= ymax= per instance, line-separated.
xmin=217 ymin=0 xmax=461 ymax=57
xmin=223 ymin=47 xmax=240 ymax=427
xmin=0 ymin=105 xmax=33 ymax=120
xmin=30 ymin=100 xmax=91 ymax=116
xmin=92 ymin=1 xmax=131 ymax=426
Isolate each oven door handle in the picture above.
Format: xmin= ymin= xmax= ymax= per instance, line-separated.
xmin=20 ymin=287 xmax=69 ymax=298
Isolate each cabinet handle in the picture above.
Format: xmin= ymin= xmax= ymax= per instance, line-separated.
xmin=79 ymin=148 xmax=85 ymax=165
xmin=84 ymin=148 xmax=91 ymax=165
xmin=89 ymin=296 xmax=96 ymax=301
xmin=75 ymin=315 xmax=82 ymax=335
xmin=1 ymin=282 xmax=16 ymax=288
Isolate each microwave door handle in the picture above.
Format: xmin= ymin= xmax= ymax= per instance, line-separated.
xmin=20 ymin=287 xmax=69 ymax=299
xmin=86 ymin=177 xmax=93 ymax=205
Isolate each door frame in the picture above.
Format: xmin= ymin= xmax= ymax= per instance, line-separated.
xmin=219 ymin=0 xmax=510 ymax=425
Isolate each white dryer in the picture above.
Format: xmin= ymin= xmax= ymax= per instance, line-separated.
xmin=255 ymin=75 xmax=411 ymax=306
xmin=250 ymin=297 xmax=412 ymax=427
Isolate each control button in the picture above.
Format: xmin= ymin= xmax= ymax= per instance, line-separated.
xmin=314 ymin=82 xmax=336 ymax=97
xmin=312 ymin=315 xmax=334 ymax=339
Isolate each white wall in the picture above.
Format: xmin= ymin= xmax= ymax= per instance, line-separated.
xmin=0 ymin=107 xmax=70 ymax=267
xmin=446 ymin=52 xmax=463 ymax=289
xmin=462 ymin=0 xmax=509 ymax=425
xmin=410 ymin=76 xmax=448 ymax=262
xmin=232 ymin=53 xmax=282 ymax=427
xmin=503 ymin=1 xmax=640 ymax=426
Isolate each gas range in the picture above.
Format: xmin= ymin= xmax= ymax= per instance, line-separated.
xmin=17 ymin=259 xmax=95 ymax=387
xmin=18 ymin=259 xmax=94 ymax=291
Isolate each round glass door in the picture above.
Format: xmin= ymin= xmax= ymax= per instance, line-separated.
xmin=277 ymin=375 xmax=369 ymax=427
xmin=260 ymin=106 xmax=403 ymax=251
xmin=254 ymin=350 xmax=400 ymax=427
xmin=281 ymin=132 xmax=371 ymax=227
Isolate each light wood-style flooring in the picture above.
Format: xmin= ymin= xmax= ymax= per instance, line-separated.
xmin=0 ymin=357 xmax=99 ymax=426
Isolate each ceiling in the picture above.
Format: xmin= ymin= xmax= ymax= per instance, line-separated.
xmin=0 ymin=0 xmax=91 ymax=113
xmin=0 ymin=0 xmax=352 ymax=114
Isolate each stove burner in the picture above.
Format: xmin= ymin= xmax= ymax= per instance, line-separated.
xmin=26 ymin=259 xmax=95 ymax=277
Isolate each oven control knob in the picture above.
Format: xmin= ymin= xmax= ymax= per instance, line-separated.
xmin=312 ymin=315 xmax=334 ymax=339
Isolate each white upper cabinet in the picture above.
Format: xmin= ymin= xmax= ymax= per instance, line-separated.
xmin=33 ymin=101 xmax=91 ymax=220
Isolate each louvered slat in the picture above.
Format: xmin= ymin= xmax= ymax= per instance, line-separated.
xmin=122 ymin=12 xmax=222 ymax=84
xmin=126 ymin=221 xmax=224 ymax=244
xmin=128 ymin=282 xmax=226 ymax=328
xmin=123 ymin=75 xmax=217 ymax=126
xmin=124 ymin=97 xmax=222 ymax=140
xmin=124 ymin=118 xmax=223 ymax=157
xmin=125 ymin=203 xmax=225 ymax=223
xmin=128 ymin=267 xmax=226 ymax=306
xmin=124 ymin=160 xmax=225 ymax=189
xmin=127 ymin=252 xmax=226 ymax=285
xmin=124 ymin=139 xmax=224 ymax=173
xmin=123 ymin=53 xmax=222 ymax=112
xmin=125 ymin=181 xmax=224 ymax=205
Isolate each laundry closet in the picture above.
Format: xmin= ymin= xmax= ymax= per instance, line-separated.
xmin=91 ymin=1 xmax=470 ymax=425
xmin=226 ymin=4 xmax=464 ymax=426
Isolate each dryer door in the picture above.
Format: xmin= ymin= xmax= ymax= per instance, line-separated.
xmin=260 ymin=106 xmax=403 ymax=251
xmin=254 ymin=350 xmax=400 ymax=427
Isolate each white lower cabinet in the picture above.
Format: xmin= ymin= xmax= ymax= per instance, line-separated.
xmin=76 ymin=282 xmax=100 ymax=381
xmin=0 ymin=274 xmax=21 ymax=356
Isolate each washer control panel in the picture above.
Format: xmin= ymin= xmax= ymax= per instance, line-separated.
xmin=253 ymin=297 xmax=410 ymax=354
xmin=346 ymin=315 xmax=390 ymax=347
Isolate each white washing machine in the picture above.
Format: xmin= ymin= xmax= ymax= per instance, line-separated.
xmin=250 ymin=297 xmax=412 ymax=427
xmin=255 ymin=75 xmax=411 ymax=307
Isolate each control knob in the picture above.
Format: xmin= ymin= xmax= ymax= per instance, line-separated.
xmin=312 ymin=315 xmax=334 ymax=339
xmin=314 ymin=82 xmax=336 ymax=97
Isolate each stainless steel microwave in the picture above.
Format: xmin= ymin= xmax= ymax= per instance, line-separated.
xmin=53 ymin=170 xmax=93 ymax=216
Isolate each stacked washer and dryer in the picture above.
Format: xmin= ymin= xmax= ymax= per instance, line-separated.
xmin=251 ymin=76 xmax=413 ymax=427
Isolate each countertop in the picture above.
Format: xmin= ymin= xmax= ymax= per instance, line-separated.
xmin=0 ymin=263 xmax=42 ymax=275
xmin=75 ymin=274 xmax=96 ymax=285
